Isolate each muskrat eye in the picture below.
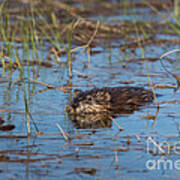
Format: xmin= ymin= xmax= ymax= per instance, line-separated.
xmin=86 ymin=95 xmax=93 ymax=102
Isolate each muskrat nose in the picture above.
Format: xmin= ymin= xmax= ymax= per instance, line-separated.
xmin=66 ymin=105 xmax=74 ymax=113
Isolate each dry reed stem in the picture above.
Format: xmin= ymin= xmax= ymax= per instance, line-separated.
xmin=115 ymin=151 xmax=119 ymax=169
xmin=111 ymin=118 xmax=123 ymax=131
xmin=56 ymin=123 xmax=69 ymax=143
xmin=153 ymin=84 xmax=176 ymax=89
xmin=71 ymin=20 xmax=100 ymax=53
xmin=48 ymin=1 xmax=123 ymax=34
xmin=160 ymin=100 xmax=180 ymax=104
xmin=72 ymin=70 xmax=87 ymax=78
xmin=29 ymin=78 xmax=68 ymax=93
xmin=0 ymin=134 xmax=28 ymax=138
xmin=147 ymin=136 xmax=166 ymax=155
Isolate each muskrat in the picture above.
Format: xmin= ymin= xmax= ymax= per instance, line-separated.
xmin=66 ymin=87 xmax=154 ymax=115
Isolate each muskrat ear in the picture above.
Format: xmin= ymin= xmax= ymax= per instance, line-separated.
xmin=73 ymin=89 xmax=83 ymax=98
xmin=96 ymin=91 xmax=111 ymax=101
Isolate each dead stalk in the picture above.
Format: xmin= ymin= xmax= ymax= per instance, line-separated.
xmin=56 ymin=123 xmax=69 ymax=142
xmin=147 ymin=136 xmax=166 ymax=155
xmin=111 ymin=118 xmax=123 ymax=131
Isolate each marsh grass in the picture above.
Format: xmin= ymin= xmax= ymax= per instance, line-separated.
xmin=143 ymin=0 xmax=180 ymax=35
xmin=0 ymin=0 xmax=179 ymax=134
xmin=174 ymin=0 xmax=179 ymax=24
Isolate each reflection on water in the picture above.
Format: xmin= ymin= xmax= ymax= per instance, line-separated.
xmin=68 ymin=113 xmax=113 ymax=128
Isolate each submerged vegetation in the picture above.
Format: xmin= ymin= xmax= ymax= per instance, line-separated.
xmin=0 ymin=0 xmax=180 ymax=179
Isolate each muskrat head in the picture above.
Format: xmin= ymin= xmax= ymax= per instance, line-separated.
xmin=66 ymin=89 xmax=111 ymax=114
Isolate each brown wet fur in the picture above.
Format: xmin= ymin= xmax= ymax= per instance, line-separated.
xmin=67 ymin=86 xmax=153 ymax=115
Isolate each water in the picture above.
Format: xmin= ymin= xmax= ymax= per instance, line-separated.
xmin=0 ymin=1 xmax=180 ymax=180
